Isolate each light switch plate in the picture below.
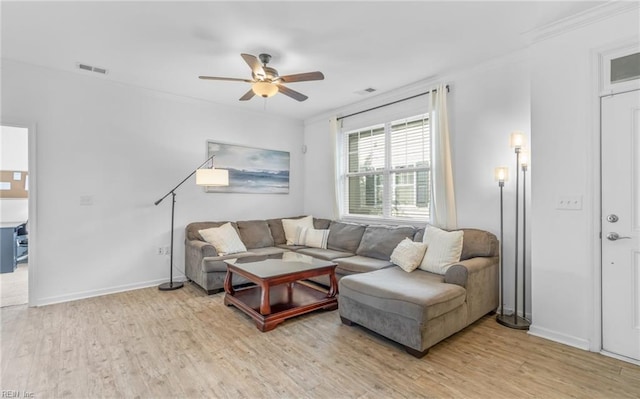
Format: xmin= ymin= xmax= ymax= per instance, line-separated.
xmin=557 ymin=195 xmax=582 ymax=210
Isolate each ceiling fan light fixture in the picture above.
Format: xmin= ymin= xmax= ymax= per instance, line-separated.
xmin=252 ymin=81 xmax=278 ymax=98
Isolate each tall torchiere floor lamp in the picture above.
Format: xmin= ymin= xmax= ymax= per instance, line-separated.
xmin=154 ymin=155 xmax=229 ymax=291
xmin=494 ymin=166 xmax=508 ymax=322
xmin=497 ymin=130 xmax=531 ymax=330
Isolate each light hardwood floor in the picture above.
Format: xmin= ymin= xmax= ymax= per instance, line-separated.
xmin=1 ymin=282 xmax=638 ymax=398
xmin=0 ymin=263 xmax=28 ymax=307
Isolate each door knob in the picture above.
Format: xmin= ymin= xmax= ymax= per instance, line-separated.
xmin=606 ymin=232 xmax=631 ymax=241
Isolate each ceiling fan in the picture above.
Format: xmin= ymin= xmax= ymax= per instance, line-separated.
xmin=199 ymin=53 xmax=324 ymax=102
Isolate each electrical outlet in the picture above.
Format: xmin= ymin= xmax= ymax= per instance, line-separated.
xmin=557 ymin=195 xmax=582 ymax=210
xmin=157 ymin=247 xmax=163 ymax=255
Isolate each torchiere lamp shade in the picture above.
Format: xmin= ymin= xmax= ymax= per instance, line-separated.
xmin=494 ymin=166 xmax=509 ymax=183
xmin=196 ymin=168 xmax=229 ymax=186
xmin=509 ymin=130 xmax=526 ymax=150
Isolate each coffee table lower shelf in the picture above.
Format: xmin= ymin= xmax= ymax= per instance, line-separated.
xmin=224 ymin=282 xmax=338 ymax=332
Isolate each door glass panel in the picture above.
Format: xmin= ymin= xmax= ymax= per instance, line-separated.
xmin=611 ymin=52 xmax=640 ymax=84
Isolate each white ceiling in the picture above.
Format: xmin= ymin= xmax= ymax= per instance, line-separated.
xmin=1 ymin=1 xmax=604 ymax=121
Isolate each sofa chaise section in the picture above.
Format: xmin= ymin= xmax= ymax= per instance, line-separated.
xmin=338 ymin=228 xmax=499 ymax=357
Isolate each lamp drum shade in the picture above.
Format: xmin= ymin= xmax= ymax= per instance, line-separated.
xmin=196 ymin=168 xmax=229 ymax=186
xmin=509 ymin=131 xmax=526 ymax=149
xmin=494 ymin=166 xmax=509 ymax=182
xmin=519 ymin=149 xmax=529 ymax=168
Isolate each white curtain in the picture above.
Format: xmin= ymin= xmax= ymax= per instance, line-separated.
xmin=430 ymin=84 xmax=457 ymax=229
xmin=329 ymin=116 xmax=342 ymax=220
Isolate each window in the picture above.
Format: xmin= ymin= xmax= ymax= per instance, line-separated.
xmin=342 ymin=114 xmax=430 ymax=221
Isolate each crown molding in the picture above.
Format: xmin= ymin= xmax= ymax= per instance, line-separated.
xmin=524 ymin=1 xmax=640 ymax=44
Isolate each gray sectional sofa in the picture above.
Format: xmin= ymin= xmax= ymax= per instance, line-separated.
xmin=184 ymin=216 xmax=498 ymax=357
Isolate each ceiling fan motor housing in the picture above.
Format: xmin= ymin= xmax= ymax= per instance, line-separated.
xmin=258 ymin=53 xmax=272 ymax=65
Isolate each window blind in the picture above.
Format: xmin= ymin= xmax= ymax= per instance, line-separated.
xmin=342 ymin=114 xmax=430 ymax=221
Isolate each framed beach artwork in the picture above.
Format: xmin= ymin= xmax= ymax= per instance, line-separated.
xmin=205 ymin=141 xmax=290 ymax=194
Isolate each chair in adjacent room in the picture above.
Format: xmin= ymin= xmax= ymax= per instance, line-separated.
xmin=15 ymin=221 xmax=28 ymax=264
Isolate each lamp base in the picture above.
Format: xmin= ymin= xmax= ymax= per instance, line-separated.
xmin=496 ymin=313 xmax=530 ymax=330
xmin=158 ymin=281 xmax=184 ymax=291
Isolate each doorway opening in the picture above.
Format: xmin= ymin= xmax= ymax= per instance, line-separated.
xmin=0 ymin=125 xmax=29 ymax=307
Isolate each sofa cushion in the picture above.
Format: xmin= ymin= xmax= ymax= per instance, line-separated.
xmin=314 ymin=218 xmax=332 ymax=230
xmin=327 ymin=221 xmax=366 ymax=253
xmin=459 ymin=229 xmax=498 ymax=260
xmin=390 ymin=238 xmax=428 ymax=272
xmin=276 ymin=244 xmax=308 ymax=251
xmin=297 ymin=247 xmax=354 ymax=261
xmin=267 ymin=216 xmax=304 ymax=245
xmin=186 ymin=221 xmax=235 ymax=241
xmin=282 ymin=216 xmax=314 ymax=245
xmin=415 ymin=227 xmax=498 ymax=261
xmin=414 ymin=228 xmax=425 ymax=242
xmin=356 ymin=225 xmax=416 ymax=261
xmin=237 ymin=220 xmax=275 ymax=249
xmin=201 ymin=252 xmax=254 ymax=273
xmin=248 ymin=247 xmax=288 ymax=257
xmin=296 ymin=228 xmax=330 ymax=249
xmin=419 ymin=225 xmax=464 ymax=274
xmin=339 ymin=267 xmax=466 ymax=323
xmin=334 ymin=255 xmax=393 ymax=275
xmin=199 ymin=222 xmax=247 ymax=255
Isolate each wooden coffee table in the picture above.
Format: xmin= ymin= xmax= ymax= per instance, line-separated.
xmin=223 ymin=252 xmax=338 ymax=332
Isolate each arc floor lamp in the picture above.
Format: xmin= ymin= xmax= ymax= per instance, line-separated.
xmin=154 ymin=155 xmax=228 ymax=291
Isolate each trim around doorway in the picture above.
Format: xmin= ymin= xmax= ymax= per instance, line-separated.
xmin=1 ymin=121 xmax=37 ymax=307
xmin=591 ymin=37 xmax=640 ymax=355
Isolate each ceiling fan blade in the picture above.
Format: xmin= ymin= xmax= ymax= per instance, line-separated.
xmin=279 ymin=71 xmax=325 ymax=83
xmin=241 ymin=53 xmax=266 ymax=79
xmin=239 ymin=89 xmax=255 ymax=101
xmin=199 ymin=76 xmax=253 ymax=83
xmin=277 ymin=84 xmax=308 ymax=102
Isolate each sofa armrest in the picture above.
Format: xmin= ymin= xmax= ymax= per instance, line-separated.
xmin=444 ymin=256 xmax=499 ymax=323
xmin=185 ymin=239 xmax=218 ymax=282
xmin=187 ymin=239 xmax=218 ymax=257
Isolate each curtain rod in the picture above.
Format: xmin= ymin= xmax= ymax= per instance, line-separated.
xmin=336 ymin=85 xmax=449 ymax=122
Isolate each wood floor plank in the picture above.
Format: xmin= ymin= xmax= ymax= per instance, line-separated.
xmin=1 ymin=282 xmax=639 ymax=398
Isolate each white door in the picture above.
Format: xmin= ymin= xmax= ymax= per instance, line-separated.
xmin=602 ymin=89 xmax=640 ymax=361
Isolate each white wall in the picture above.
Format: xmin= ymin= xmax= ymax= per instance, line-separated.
xmin=0 ymin=125 xmax=29 ymax=222
xmin=1 ymin=60 xmax=305 ymax=305
xmin=450 ymin=55 xmax=531 ymax=318
xmin=303 ymin=53 xmax=531 ymax=315
xmin=529 ymin=8 xmax=639 ymax=350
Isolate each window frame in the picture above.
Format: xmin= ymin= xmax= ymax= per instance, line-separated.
xmin=340 ymin=113 xmax=431 ymax=224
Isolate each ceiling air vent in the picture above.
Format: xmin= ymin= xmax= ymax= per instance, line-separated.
xmin=76 ymin=63 xmax=108 ymax=75
xmin=355 ymin=87 xmax=377 ymax=95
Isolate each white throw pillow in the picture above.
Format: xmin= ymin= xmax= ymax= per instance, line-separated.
xmin=295 ymin=227 xmax=330 ymax=249
xmin=390 ymin=238 xmax=428 ymax=273
xmin=282 ymin=216 xmax=314 ymax=245
xmin=419 ymin=225 xmax=464 ymax=274
xmin=198 ymin=222 xmax=247 ymax=256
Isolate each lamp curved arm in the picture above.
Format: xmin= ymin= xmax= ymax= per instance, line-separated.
xmin=154 ymin=155 xmax=215 ymax=206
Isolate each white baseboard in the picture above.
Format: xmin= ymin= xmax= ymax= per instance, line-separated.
xmin=600 ymin=350 xmax=640 ymax=366
xmin=33 ymin=277 xmax=186 ymax=307
xmin=528 ymin=324 xmax=590 ymax=351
